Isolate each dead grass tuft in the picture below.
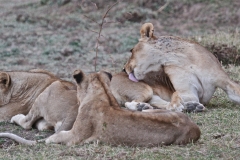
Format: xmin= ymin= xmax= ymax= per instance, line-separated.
xmin=191 ymin=30 xmax=240 ymax=65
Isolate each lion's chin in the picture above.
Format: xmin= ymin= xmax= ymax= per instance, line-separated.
xmin=128 ymin=73 xmax=139 ymax=82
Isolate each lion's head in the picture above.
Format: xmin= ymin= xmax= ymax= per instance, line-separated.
xmin=73 ymin=70 xmax=118 ymax=107
xmin=124 ymin=23 xmax=162 ymax=82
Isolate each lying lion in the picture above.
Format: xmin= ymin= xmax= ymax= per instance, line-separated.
xmin=1 ymin=68 xmax=179 ymax=134
xmin=45 ymin=70 xmax=200 ymax=146
xmin=1 ymin=70 xmax=200 ymax=146
xmin=124 ymin=23 xmax=240 ymax=112
xmin=0 ymin=69 xmax=78 ymax=131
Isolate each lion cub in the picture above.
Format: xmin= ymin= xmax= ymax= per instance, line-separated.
xmin=110 ymin=72 xmax=184 ymax=112
xmin=0 ymin=69 xmax=78 ymax=132
xmin=46 ymin=70 xmax=200 ymax=146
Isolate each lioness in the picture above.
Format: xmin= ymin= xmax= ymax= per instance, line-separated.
xmin=0 ymin=69 xmax=78 ymax=131
xmin=124 ymin=23 xmax=240 ymax=112
xmin=45 ymin=70 xmax=200 ymax=146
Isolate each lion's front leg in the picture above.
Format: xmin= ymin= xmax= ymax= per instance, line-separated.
xmin=166 ymin=92 xmax=184 ymax=112
xmin=11 ymin=105 xmax=41 ymax=130
xmin=148 ymin=95 xmax=170 ymax=109
xmin=165 ymin=67 xmax=206 ymax=112
xmin=46 ymin=129 xmax=93 ymax=146
xmin=46 ymin=114 xmax=94 ymax=146
xmin=46 ymin=130 xmax=77 ymax=146
xmin=148 ymin=93 xmax=184 ymax=112
xmin=11 ymin=114 xmax=26 ymax=127
xmin=11 ymin=113 xmax=40 ymax=130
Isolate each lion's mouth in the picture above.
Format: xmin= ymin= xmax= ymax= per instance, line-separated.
xmin=128 ymin=72 xmax=138 ymax=82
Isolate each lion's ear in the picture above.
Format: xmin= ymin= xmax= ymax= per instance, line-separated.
xmin=73 ymin=70 xmax=84 ymax=84
xmin=139 ymin=23 xmax=154 ymax=41
xmin=103 ymin=71 xmax=112 ymax=81
xmin=0 ymin=72 xmax=11 ymax=91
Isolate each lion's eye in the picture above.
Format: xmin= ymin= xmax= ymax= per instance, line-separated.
xmin=130 ymin=48 xmax=133 ymax=52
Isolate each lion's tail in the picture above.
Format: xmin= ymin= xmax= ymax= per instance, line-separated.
xmin=0 ymin=133 xmax=36 ymax=145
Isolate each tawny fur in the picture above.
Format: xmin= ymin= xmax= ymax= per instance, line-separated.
xmin=124 ymin=23 xmax=240 ymax=109
xmin=110 ymin=72 xmax=184 ymax=111
xmin=46 ymin=70 xmax=200 ymax=146
xmin=0 ymin=69 xmax=78 ymax=132
xmin=140 ymin=22 xmax=156 ymax=40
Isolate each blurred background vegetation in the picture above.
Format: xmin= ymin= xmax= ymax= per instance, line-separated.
xmin=0 ymin=0 xmax=240 ymax=77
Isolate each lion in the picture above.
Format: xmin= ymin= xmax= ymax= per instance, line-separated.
xmin=44 ymin=70 xmax=200 ymax=146
xmin=0 ymin=70 xmax=200 ymax=146
xmin=0 ymin=69 xmax=78 ymax=132
xmin=123 ymin=23 xmax=240 ymax=112
xmin=110 ymin=72 xmax=184 ymax=112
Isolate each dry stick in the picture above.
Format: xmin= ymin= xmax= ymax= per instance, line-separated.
xmin=87 ymin=29 xmax=106 ymax=39
xmin=83 ymin=15 xmax=100 ymax=25
xmin=157 ymin=1 xmax=170 ymax=13
xmin=94 ymin=1 xmax=118 ymax=72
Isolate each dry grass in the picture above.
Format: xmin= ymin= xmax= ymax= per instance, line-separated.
xmin=191 ymin=31 xmax=240 ymax=65
xmin=0 ymin=0 xmax=240 ymax=159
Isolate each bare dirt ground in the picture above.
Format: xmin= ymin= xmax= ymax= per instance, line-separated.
xmin=0 ymin=0 xmax=240 ymax=159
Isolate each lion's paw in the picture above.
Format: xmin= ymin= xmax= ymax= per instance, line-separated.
xmin=167 ymin=103 xmax=185 ymax=112
xmin=183 ymin=102 xmax=206 ymax=113
xmin=10 ymin=114 xmax=25 ymax=124
xmin=45 ymin=136 xmax=54 ymax=144
xmin=137 ymin=103 xmax=154 ymax=111
xmin=45 ymin=133 xmax=60 ymax=144
xmin=125 ymin=101 xmax=153 ymax=111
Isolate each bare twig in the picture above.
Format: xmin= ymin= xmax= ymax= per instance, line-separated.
xmin=86 ymin=29 xmax=106 ymax=38
xmin=83 ymin=15 xmax=100 ymax=25
xmin=94 ymin=1 xmax=118 ymax=71
xmin=82 ymin=1 xmax=118 ymax=71
xmin=157 ymin=1 xmax=170 ymax=13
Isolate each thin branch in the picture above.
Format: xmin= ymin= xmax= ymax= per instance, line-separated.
xmin=86 ymin=29 xmax=106 ymax=38
xmin=83 ymin=15 xmax=100 ymax=25
xmin=158 ymin=1 xmax=170 ymax=13
xmin=94 ymin=1 xmax=118 ymax=72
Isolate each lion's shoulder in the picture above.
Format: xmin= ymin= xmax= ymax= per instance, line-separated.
xmin=149 ymin=36 xmax=199 ymax=48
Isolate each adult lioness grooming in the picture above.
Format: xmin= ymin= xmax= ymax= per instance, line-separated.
xmin=0 ymin=69 xmax=78 ymax=131
xmin=124 ymin=23 xmax=240 ymax=112
xmin=45 ymin=70 xmax=200 ymax=146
